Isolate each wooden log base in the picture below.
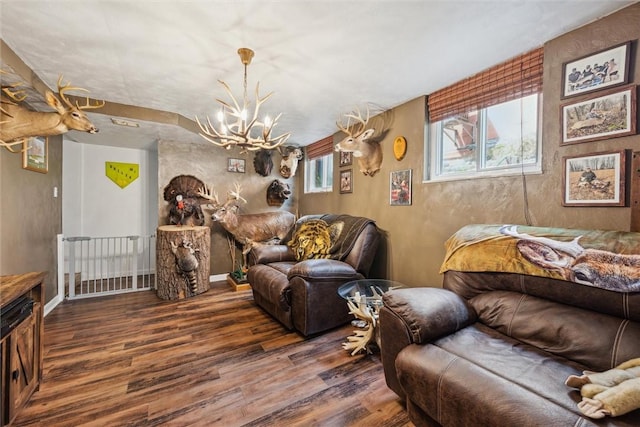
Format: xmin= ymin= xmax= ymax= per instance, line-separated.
xmin=156 ymin=225 xmax=211 ymax=300
xmin=227 ymin=274 xmax=251 ymax=292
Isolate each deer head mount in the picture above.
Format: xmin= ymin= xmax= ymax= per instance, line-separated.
xmin=334 ymin=105 xmax=382 ymax=177
xmin=0 ymin=75 xmax=104 ymax=152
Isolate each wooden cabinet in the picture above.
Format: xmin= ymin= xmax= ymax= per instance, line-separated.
xmin=0 ymin=272 xmax=45 ymax=427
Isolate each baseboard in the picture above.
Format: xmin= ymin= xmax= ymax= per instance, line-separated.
xmin=210 ymin=273 xmax=227 ymax=282
xmin=44 ymin=294 xmax=64 ymax=317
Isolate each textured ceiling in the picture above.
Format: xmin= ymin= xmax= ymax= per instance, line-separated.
xmin=0 ymin=1 xmax=634 ymax=151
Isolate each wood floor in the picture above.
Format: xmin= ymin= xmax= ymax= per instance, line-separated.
xmin=12 ymin=281 xmax=412 ymax=427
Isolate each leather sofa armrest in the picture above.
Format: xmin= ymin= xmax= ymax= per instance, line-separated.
xmin=379 ymin=287 xmax=477 ymax=399
xmin=382 ymin=287 xmax=477 ymax=344
xmin=248 ymin=244 xmax=296 ymax=265
xmin=287 ymin=259 xmax=362 ymax=281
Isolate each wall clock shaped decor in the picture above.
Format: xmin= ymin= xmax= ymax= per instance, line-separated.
xmin=393 ymin=136 xmax=407 ymax=161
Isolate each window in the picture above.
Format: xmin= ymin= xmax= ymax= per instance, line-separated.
xmin=305 ymin=153 xmax=333 ymax=192
xmin=304 ymin=135 xmax=334 ymax=193
xmin=429 ymin=94 xmax=541 ymax=179
xmin=425 ymin=47 xmax=543 ymax=181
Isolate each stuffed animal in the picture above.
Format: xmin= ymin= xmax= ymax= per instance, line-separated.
xmin=565 ymin=358 xmax=640 ymax=419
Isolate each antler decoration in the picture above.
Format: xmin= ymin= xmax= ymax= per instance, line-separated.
xmin=197 ymin=182 xmax=247 ymax=208
xmin=336 ymin=105 xmax=371 ymax=139
xmin=56 ymin=75 xmax=105 ymax=111
xmin=342 ymin=295 xmax=377 ymax=356
xmin=195 ymin=48 xmax=290 ymax=152
xmin=0 ymin=71 xmax=28 ymax=153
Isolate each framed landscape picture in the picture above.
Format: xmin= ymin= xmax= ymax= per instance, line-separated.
xmin=390 ymin=169 xmax=412 ymax=206
xmin=561 ymin=84 xmax=636 ymax=145
xmin=22 ymin=136 xmax=48 ymax=173
xmin=561 ymin=41 xmax=631 ymax=98
xmin=562 ymin=150 xmax=626 ymax=207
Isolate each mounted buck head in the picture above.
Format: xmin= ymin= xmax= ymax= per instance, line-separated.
xmin=334 ymin=106 xmax=382 ymax=176
xmin=500 ymin=225 xmax=640 ymax=292
xmin=0 ymin=75 xmax=104 ymax=145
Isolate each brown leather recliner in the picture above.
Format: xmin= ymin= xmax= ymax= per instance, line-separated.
xmin=247 ymin=214 xmax=381 ymax=336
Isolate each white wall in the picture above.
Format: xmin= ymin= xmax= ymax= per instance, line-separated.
xmin=63 ymin=140 xmax=158 ymax=238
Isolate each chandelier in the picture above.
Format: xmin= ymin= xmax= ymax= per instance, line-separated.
xmin=196 ymin=48 xmax=290 ymax=151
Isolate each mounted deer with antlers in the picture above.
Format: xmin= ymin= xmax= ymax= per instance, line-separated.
xmin=198 ymin=183 xmax=296 ymax=268
xmin=0 ymin=75 xmax=104 ymax=150
xmin=334 ymin=105 xmax=382 ymax=176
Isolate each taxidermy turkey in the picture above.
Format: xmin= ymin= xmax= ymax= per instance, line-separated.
xmin=163 ymin=175 xmax=208 ymax=226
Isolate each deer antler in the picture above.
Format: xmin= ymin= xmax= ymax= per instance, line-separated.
xmin=228 ymin=182 xmax=247 ymax=205
xmin=336 ymin=105 xmax=370 ymax=138
xmin=0 ymin=139 xmax=27 ymax=153
xmin=2 ymin=82 xmax=27 ymax=103
xmin=341 ymin=295 xmax=376 ymax=356
xmin=197 ymin=185 xmax=220 ymax=206
xmin=57 ymin=75 xmax=105 ymax=110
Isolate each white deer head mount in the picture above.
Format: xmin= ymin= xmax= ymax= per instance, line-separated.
xmin=334 ymin=105 xmax=382 ymax=177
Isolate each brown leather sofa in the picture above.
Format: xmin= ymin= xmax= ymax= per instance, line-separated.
xmin=380 ymin=224 xmax=640 ymax=427
xmin=247 ymin=214 xmax=380 ymax=336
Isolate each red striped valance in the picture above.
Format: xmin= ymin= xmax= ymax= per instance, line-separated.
xmin=428 ymin=47 xmax=544 ymax=122
xmin=305 ymin=135 xmax=334 ymax=159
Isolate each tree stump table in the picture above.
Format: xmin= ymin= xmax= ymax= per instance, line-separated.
xmin=156 ymin=225 xmax=210 ymax=300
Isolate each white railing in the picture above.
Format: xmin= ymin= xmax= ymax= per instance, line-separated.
xmin=59 ymin=234 xmax=156 ymax=299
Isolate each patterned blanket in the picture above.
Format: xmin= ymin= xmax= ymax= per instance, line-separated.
xmin=288 ymin=214 xmax=374 ymax=261
xmin=440 ymin=224 xmax=640 ymax=293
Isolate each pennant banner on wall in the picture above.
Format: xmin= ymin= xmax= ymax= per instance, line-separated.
xmin=105 ymin=161 xmax=139 ymax=189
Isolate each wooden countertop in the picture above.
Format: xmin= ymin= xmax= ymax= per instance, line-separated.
xmin=0 ymin=272 xmax=47 ymax=308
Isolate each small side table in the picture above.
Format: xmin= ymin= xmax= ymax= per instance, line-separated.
xmin=337 ymin=279 xmax=404 ymax=355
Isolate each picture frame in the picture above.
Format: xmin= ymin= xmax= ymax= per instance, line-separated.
xmin=562 ymin=150 xmax=627 ymax=207
xmin=227 ymin=158 xmax=246 ymax=173
xmin=561 ymin=41 xmax=631 ymax=98
xmin=22 ymin=136 xmax=48 ymax=173
xmin=339 ymin=151 xmax=353 ymax=167
xmin=339 ymin=169 xmax=353 ymax=194
xmin=561 ymin=84 xmax=636 ymax=145
xmin=390 ymin=169 xmax=412 ymax=206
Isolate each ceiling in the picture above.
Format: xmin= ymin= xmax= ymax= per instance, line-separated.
xmin=0 ymin=1 xmax=635 ymax=151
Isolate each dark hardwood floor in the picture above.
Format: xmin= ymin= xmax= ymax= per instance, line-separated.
xmin=12 ymin=281 xmax=412 ymax=427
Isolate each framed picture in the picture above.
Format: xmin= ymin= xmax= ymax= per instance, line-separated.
xmin=561 ymin=41 xmax=631 ymax=98
xmin=562 ymin=150 xmax=626 ymax=207
xmin=339 ymin=151 xmax=352 ymax=166
xmin=390 ymin=169 xmax=412 ymax=206
xmin=339 ymin=169 xmax=353 ymax=194
xmin=227 ymin=158 xmax=245 ymax=173
xmin=22 ymin=137 xmax=48 ymax=173
xmin=561 ymin=84 xmax=636 ymax=145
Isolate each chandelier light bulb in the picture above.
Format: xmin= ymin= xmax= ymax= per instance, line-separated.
xmin=264 ymin=115 xmax=272 ymax=129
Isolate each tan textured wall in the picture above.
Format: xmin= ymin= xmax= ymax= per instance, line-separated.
xmin=298 ymin=4 xmax=640 ymax=288
xmin=0 ymin=134 xmax=63 ymax=302
xmin=157 ymin=139 xmax=297 ymax=275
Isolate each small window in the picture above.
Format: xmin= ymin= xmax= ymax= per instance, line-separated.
xmin=305 ymin=153 xmax=333 ymax=193
xmin=428 ymin=94 xmax=541 ymax=181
